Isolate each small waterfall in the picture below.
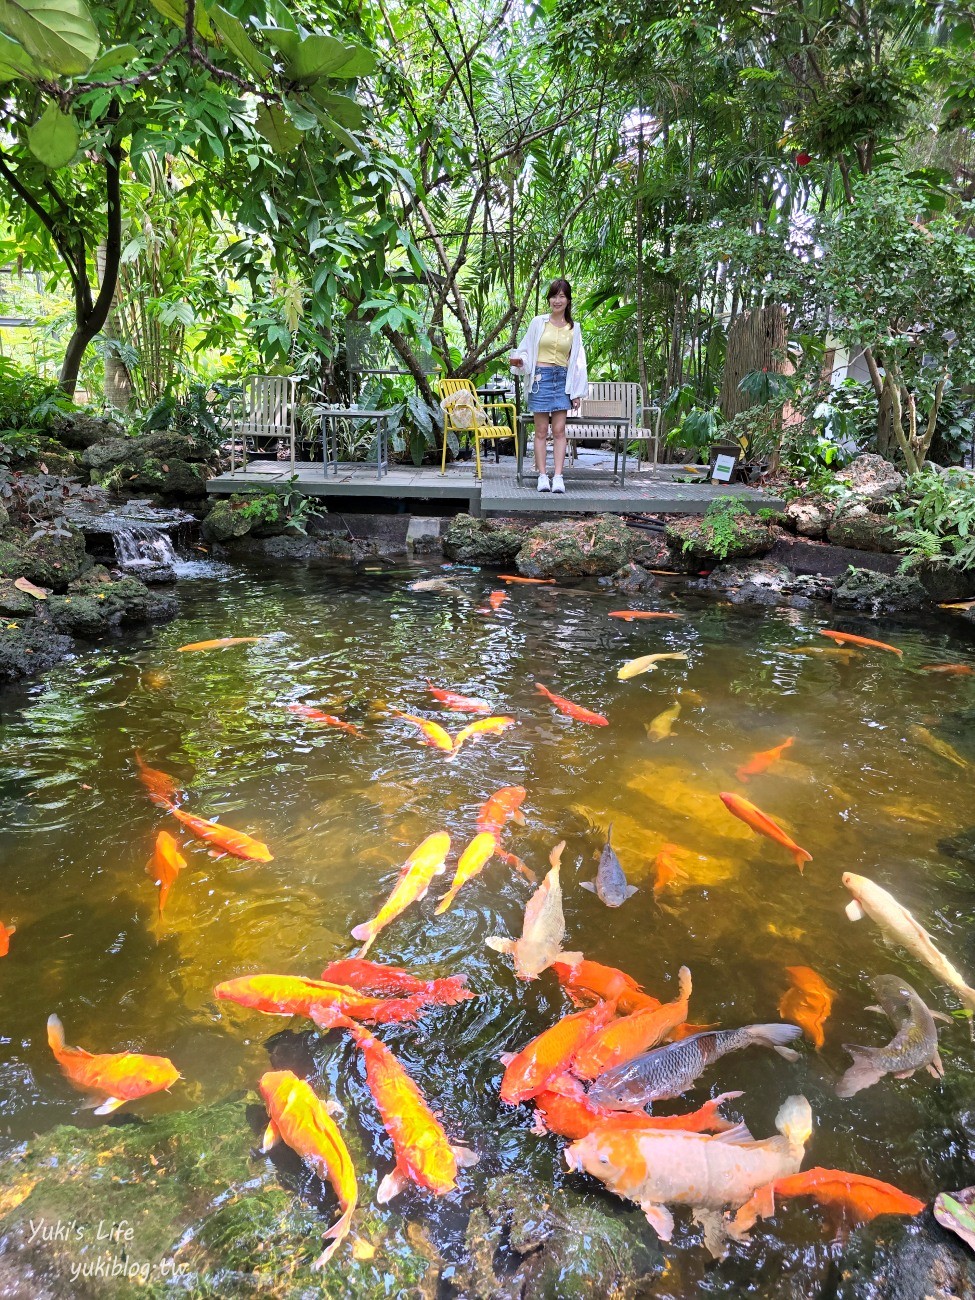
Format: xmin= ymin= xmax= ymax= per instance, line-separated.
xmin=112 ymin=525 xmax=177 ymax=573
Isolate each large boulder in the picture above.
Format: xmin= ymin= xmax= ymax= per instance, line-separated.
xmin=832 ymin=566 xmax=928 ymax=615
xmin=784 ymin=496 xmax=832 ymax=539
xmin=82 ymin=434 xmax=211 ymax=497
xmin=19 ymin=526 xmax=88 ymax=590
xmin=516 ymin=514 xmax=632 ymax=580
xmin=915 ymin=561 xmax=975 ymax=603
xmin=202 ymin=497 xmax=254 ymax=543
xmin=827 ymin=500 xmax=905 ymax=553
xmin=443 ymin=513 xmax=528 ymax=564
xmin=53 ymin=412 xmax=125 ymax=450
xmin=665 ymin=509 xmax=775 ymax=565
xmin=705 ymin=559 xmax=794 ymax=605
xmin=835 ymin=452 xmax=906 ymax=504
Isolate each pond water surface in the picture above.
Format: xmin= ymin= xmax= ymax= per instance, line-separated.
xmin=2 ymin=558 xmax=975 ymax=1293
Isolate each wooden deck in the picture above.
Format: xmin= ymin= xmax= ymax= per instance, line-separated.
xmin=206 ymin=453 xmax=784 ymax=516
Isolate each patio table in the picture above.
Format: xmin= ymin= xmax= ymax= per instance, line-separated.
xmin=319 ymin=408 xmax=390 ymax=480
xmin=516 ymin=413 xmax=634 ymax=486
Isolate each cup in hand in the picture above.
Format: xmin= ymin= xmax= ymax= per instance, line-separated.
xmin=508 ymin=353 xmax=523 ymax=370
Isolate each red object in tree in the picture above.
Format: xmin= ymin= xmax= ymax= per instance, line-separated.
xmin=796 ymin=152 xmax=812 ymax=167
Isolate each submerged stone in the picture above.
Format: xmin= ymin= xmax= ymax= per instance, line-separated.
xmin=454 ymin=1172 xmax=663 ymax=1299
xmin=0 ymin=1097 xmax=443 ymax=1299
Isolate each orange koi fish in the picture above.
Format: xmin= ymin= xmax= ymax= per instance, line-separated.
xmin=351 ymin=832 xmax=450 ymax=956
xmin=499 ymin=574 xmax=556 ymax=584
xmin=318 ymin=959 xmax=472 ymax=1005
xmin=176 ymin=636 xmax=263 ymax=651
xmin=819 ymin=629 xmax=903 ymax=656
xmin=332 ymin=1016 xmax=477 ymax=1202
xmin=608 ymin=611 xmax=683 ymax=622
xmin=258 ymin=1070 xmax=357 ymax=1268
xmin=653 ymin=844 xmax=689 ymax=899
xmin=919 ymin=664 xmax=974 ymax=676
xmin=214 ymin=974 xmax=432 ymax=1024
xmin=532 ymin=1074 xmax=742 ymax=1141
xmin=286 ymin=704 xmax=361 ymax=736
xmin=451 ymin=715 xmax=516 ymax=755
xmin=736 ymin=737 xmax=794 ymax=783
xmin=535 ymin=682 xmax=608 ymax=727
xmin=553 ymin=959 xmax=661 ymax=1014
xmin=47 ymin=1014 xmax=180 ymax=1115
xmin=500 ymin=1002 xmax=617 ymax=1105
xmin=496 ymin=846 xmax=536 ymax=883
xmin=425 ymin=681 xmax=490 ymax=713
xmin=477 ymin=786 xmax=527 ymax=835
xmin=167 ymin=806 xmax=273 ymax=862
xmin=730 ymin=1166 xmax=924 ymax=1239
xmin=0 ymin=921 xmax=15 ymax=956
xmin=572 ymin=968 xmax=693 ymax=1080
xmin=146 ymin=830 xmax=187 ymax=916
xmin=134 ymin=751 xmax=184 ymax=809
xmin=389 ymin=710 xmax=454 ymax=752
xmin=436 ymin=832 xmax=499 ymax=914
xmin=719 ymin=793 xmax=812 ymax=872
xmin=778 ymin=966 xmax=835 ymax=1051
xmin=488 ymin=590 xmax=508 ymax=610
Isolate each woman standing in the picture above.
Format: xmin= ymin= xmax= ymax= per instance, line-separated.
xmin=510 ymin=279 xmax=588 ymax=493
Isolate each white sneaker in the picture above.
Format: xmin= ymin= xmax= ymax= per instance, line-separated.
xmin=537 ymin=473 xmax=551 ymax=492
xmin=551 ymin=473 xmax=565 ymax=494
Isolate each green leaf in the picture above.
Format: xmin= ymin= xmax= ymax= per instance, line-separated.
xmin=307 ymin=87 xmax=364 ymax=129
xmin=264 ymin=28 xmax=376 ymax=82
xmin=87 ymin=42 xmax=137 ymax=73
xmin=254 ymin=103 xmax=301 ymax=153
xmin=284 ymin=97 xmax=317 ymax=131
xmin=316 ymin=109 xmax=365 ymax=157
xmin=210 ymin=5 xmax=269 ymax=79
xmin=147 ymin=0 xmax=211 ymax=39
xmin=27 ymin=100 xmax=79 ymax=167
xmin=0 ymin=0 xmax=98 ymax=74
xmin=0 ymin=28 xmax=41 ymax=77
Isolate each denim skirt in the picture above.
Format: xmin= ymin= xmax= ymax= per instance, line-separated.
xmin=528 ymin=365 xmax=571 ymax=414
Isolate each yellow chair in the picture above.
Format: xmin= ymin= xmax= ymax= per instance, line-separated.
xmin=438 ymin=378 xmax=516 ymax=478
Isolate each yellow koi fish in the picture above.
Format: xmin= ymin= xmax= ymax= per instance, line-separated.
xmin=351 ymin=832 xmax=450 ymax=956
xmin=618 ymin=653 xmax=688 ymax=681
xmin=646 ymin=701 xmax=681 ymax=742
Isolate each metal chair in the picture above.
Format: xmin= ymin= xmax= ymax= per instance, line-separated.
xmin=230 ymin=375 xmax=298 ymax=474
xmin=438 ymin=378 xmax=516 ymax=478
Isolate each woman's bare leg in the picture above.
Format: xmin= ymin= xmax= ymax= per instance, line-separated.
xmin=551 ymin=410 xmax=567 ymax=475
xmin=533 ymin=413 xmax=550 ymax=472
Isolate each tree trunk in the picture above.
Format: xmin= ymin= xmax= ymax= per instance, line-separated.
xmin=58 ymin=142 xmax=123 ymax=398
xmin=97 ymin=241 xmax=133 ymax=412
xmin=719 ymin=305 xmax=787 ymax=421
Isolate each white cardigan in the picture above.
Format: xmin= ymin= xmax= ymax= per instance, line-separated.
xmin=511 ymin=316 xmax=588 ymax=401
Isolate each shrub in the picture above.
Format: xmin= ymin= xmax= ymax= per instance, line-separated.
xmin=890 ymin=467 xmax=975 ymax=572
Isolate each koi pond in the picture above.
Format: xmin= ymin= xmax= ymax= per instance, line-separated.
xmin=1 ymin=557 xmax=974 ymax=1295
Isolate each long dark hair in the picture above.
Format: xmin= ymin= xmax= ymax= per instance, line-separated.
xmin=546 ymin=278 xmax=574 ymax=326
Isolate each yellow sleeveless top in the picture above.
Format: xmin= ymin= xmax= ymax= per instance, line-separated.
xmin=537 ymin=320 xmax=572 ymax=367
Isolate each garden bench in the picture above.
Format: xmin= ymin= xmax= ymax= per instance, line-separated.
xmin=230 ymin=375 xmax=298 ymax=475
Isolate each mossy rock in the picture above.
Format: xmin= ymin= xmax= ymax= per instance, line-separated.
xmin=453 ymin=1172 xmax=663 ymax=1299
xmin=0 ymin=1097 xmax=443 ymax=1299
xmin=604 ymin=561 xmax=656 ymax=593
xmin=665 ymin=508 xmax=774 ymax=565
xmin=516 ymin=515 xmax=632 ymax=580
xmin=827 ymin=501 xmax=905 ymax=554
xmin=19 ymin=527 xmax=87 ymax=591
xmin=31 ymin=438 xmax=81 ymax=477
xmin=915 ymin=561 xmax=975 ymax=603
xmin=0 ymin=537 xmax=25 ymax=579
xmin=0 ymin=619 xmax=73 ymax=683
xmin=833 ymin=1209 xmax=975 ymax=1300
xmin=832 ymin=566 xmax=928 ymax=615
xmin=53 ymin=413 xmax=125 ymax=451
xmin=202 ymin=498 xmax=254 ymax=544
xmin=443 ymin=513 xmax=528 ymax=565
xmin=0 ymin=580 xmax=36 ymax=618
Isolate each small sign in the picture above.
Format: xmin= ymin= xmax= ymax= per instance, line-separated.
xmin=712 ymin=453 xmax=737 ymax=483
